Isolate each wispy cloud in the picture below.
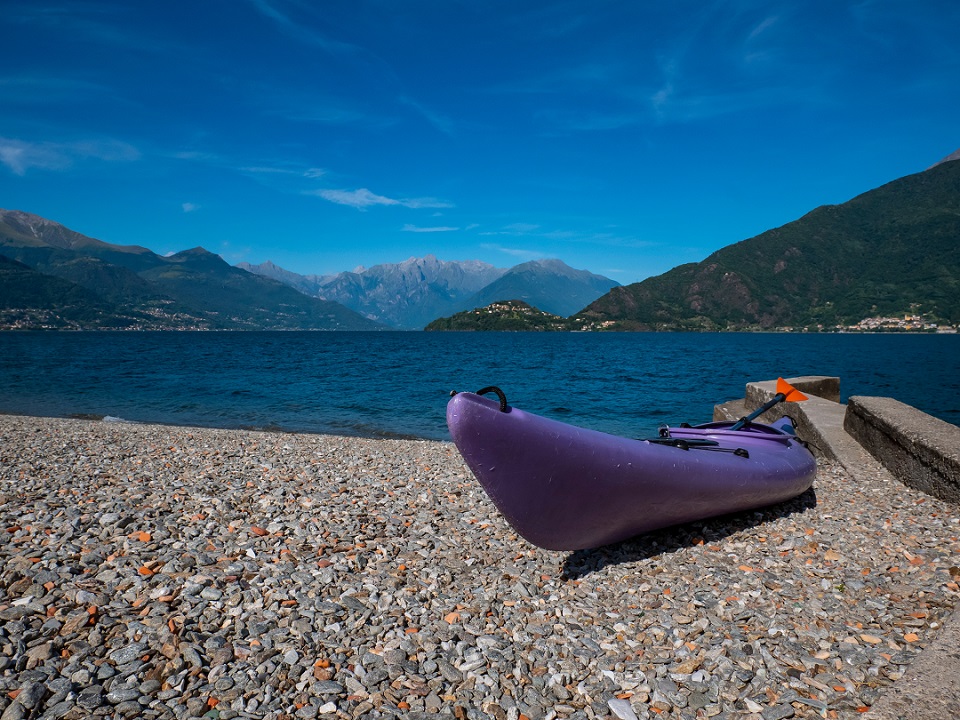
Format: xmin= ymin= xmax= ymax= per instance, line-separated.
xmin=182 ymin=202 xmax=200 ymax=213
xmin=308 ymin=187 xmax=452 ymax=210
xmin=480 ymin=221 xmax=657 ymax=257
xmin=0 ymin=75 xmax=112 ymax=105
xmin=275 ymin=104 xmax=377 ymax=126
xmin=310 ymin=188 xmax=399 ymax=208
xmin=488 ymin=4 xmax=831 ymax=132
xmin=0 ymin=136 xmax=139 ymax=175
xmin=640 ymin=3 xmax=852 ymax=124
xmin=401 ymin=224 xmax=458 ymax=233
xmin=399 ymin=96 xmax=455 ymax=136
xmin=171 ymin=151 xmax=332 ymax=190
xmin=252 ymin=81 xmax=397 ymax=130
xmin=170 ymin=146 xmax=328 ymax=180
xmin=480 ymin=223 xmax=541 ymax=236
xmin=0 ymin=138 xmax=70 ymax=174
xmin=401 ymin=196 xmax=454 ymax=210
xmin=5 ymin=3 xmax=194 ymax=63
xmin=246 ymin=0 xmax=361 ymax=55
xmin=479 ymin=243 xmax=546 ymax=260
xmin=747 ymin=15 xmax=779 ymax=41
xmin=239 ymin=164 xmax=326 ymax=178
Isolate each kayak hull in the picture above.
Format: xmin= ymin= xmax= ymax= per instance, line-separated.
xmin=446 ymin=391 xmax=816 ymax=551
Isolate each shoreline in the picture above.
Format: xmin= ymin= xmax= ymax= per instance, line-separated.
xmin=0 ymin=409 xmax=443 ymax=444
xmin=2 ymin=328 xmax=957 ymax=334
xmin=1 ymin=414 xmax=958 ymax=719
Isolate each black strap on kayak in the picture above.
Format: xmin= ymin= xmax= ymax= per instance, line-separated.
xmin=646 ymin=437 xmax=719 ymax=449
xmin=645 ymin=436 xmax=750 ymax=457
xmin=449 ymin=386 xmax=509 ymax=412
xmin=475 ymin=386 xmax=509 ymax=412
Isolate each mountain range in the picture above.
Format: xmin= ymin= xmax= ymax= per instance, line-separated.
xmin=0 ymin=209 xmax=618 ymax=331
xmin=0 ymin=210 xmax=382 ymax=330
xmin=3 ymin=150 xmax=958 ymax=332
xmin=239 ymin=255 xmax=504 ymax=330
xmin=240 ymin=256 xmax=618 ymax=329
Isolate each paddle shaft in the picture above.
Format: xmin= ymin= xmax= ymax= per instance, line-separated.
xmin=730 ymin=392 xmax=786 ymax=431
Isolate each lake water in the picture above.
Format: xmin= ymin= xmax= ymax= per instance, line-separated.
xmin=1 ymin=331 xmax=957 ymax=441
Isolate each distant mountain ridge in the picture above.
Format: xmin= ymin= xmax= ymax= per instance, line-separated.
xmin=931 ymin=148 xmax=960 ymax=168
xmin=575 ymin=154 xmax=960 ymax=330
xmin=0 ymin=210 xmax=383 ymax=330
xmin=456 ymin=258 xmax=619 ymax=318
xmin=242 ymin=255 xmax=507 ymax=329
xmin=242 ymin=256 xmax=619 ymax=329
xmin=234 ymin=260 xmax=335 ymax=297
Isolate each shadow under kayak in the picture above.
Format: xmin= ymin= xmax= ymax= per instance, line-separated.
xmin=446 ymin=390 xmax=817 ymax=551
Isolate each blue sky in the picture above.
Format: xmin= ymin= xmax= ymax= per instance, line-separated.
xmin=1 ymin=1 xmax=958 ymax=283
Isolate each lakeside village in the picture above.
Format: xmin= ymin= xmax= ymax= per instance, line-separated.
xmin=764 ymin=313 xmax=959 ymax=333
xmin=633 ymin=314 xmax=957 ymax=333
xmin=531 ymin=301 xmax=960 ymax=333
xmin=841 ymin=313 xmax=958 ymax=333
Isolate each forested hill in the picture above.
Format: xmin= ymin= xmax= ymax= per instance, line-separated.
xmin=574 ymin=157 xmax=960 ymax=331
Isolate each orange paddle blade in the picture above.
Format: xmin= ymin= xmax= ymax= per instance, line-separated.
xmin=777 ymin=377 xmax=808 ymax=402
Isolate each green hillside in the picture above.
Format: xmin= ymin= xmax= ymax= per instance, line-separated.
xmin=425 ymin=300 xmax=571 ymax=331
xmin=0 ymin=211 xmax=384 ymax=331
xmin=0 ymin=254 xmax=156 ymax=329
xmin=575 ymin=158 xmax=960 ymax=331
xmin=140 ymin=248 xmax=380 ymax=330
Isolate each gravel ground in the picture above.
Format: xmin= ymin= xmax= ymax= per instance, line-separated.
xmin=1 ymin=414 xmax=958 ymax=720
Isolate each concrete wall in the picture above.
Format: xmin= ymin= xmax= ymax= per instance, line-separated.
xmin=844 ymin=396 xmax=960 ymax=504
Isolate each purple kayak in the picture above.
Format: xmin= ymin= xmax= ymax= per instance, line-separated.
xmin=447 ymin=389 xmax=816 ymax=551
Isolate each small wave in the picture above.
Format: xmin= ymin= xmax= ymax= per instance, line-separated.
xmin=67 ymin=413 xmax=105 ymax=421
xmin=237 ymin=423 xmax=291 ymax=434
xmin=67 ymin=413 xmax=137 ymax=425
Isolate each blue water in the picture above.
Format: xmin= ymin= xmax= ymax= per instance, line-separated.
xmin=1 ymin=331 xmax=957 ymax=441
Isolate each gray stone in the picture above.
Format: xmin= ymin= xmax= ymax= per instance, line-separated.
xmin=109 ymin=642 xmax=147 ymax=665
xmin=14 ymin=681 xmax=45 ymax=710
xmin=607 ymin=698 xmax=639 ymax=720
xmin=312 ymin=680 xmax=345 ymax=695
xmin=0 ymin=701 xmax=28 ymax=720
xmin=116 ymin=699 xmax=143 ymax=716
xmin=200 ymin=586 xmax=223 ymax=601
xmin=182 ymin=645 xmax=204 ymax=668
xmin=106 ymin=686 xmax=142 ymax=704
xmin=42 ymin=700 xmax=76 ymax=719
xmin=139 ymin=679 xmax=162 ymax=695
xmin=760 ymin=705 xmax=795 ymax=720
xmin=76 ymin=685 xmax=104 ymax=710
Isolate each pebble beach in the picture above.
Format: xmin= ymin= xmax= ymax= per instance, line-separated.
xmin=1 ymin=415 xmax=958 ymax=720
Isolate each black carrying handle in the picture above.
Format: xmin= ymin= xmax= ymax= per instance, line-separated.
xmin=451 ymin=386 xmax=509 ymax=413
xmin=475 ymin=386 xmax=509 ymax=412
